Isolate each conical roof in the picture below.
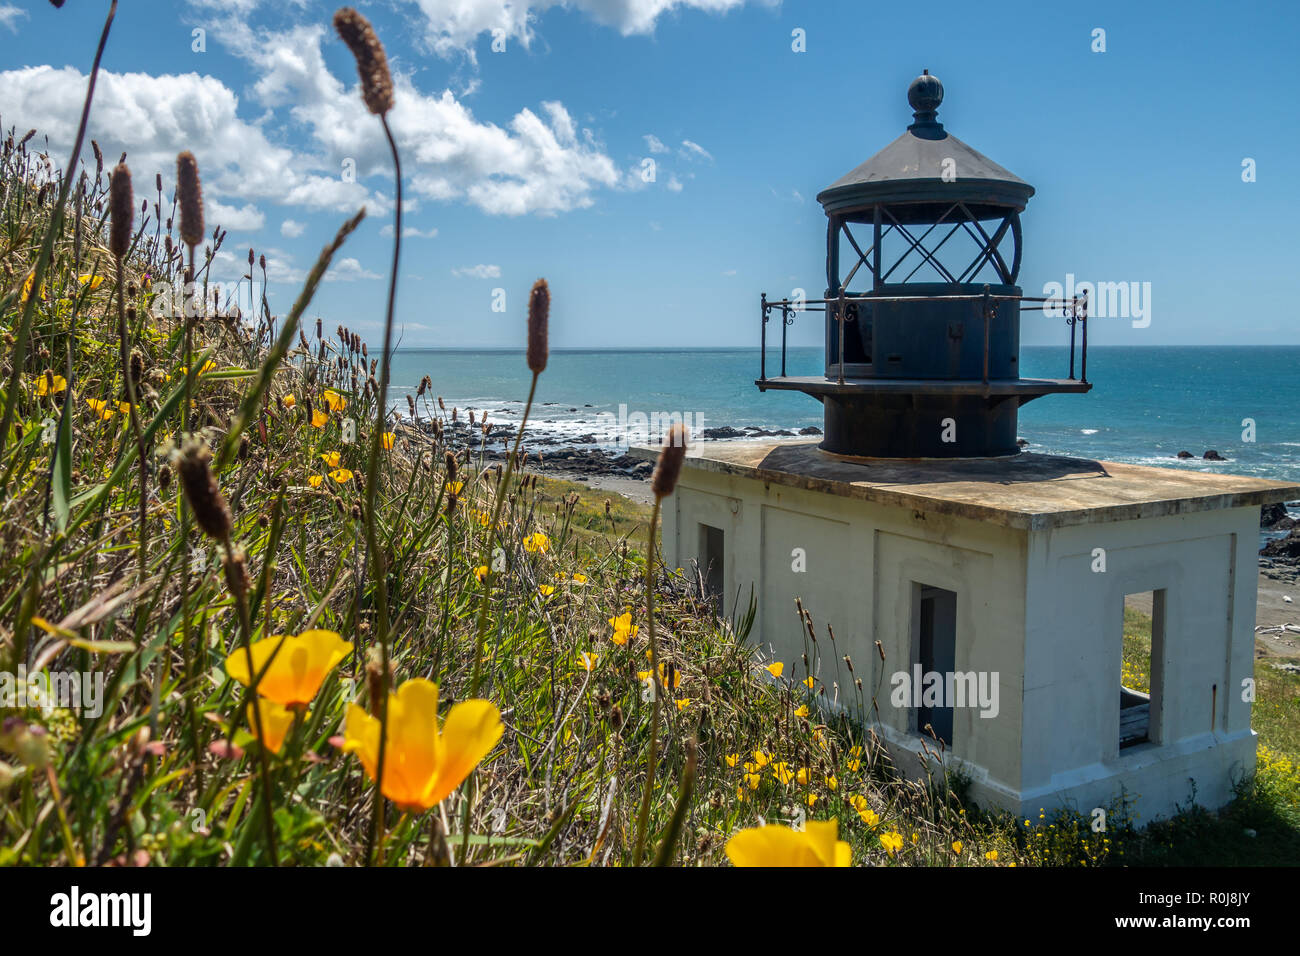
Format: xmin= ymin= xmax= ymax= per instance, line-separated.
xmin=816 ymin=72 xmax=1034 ymax=222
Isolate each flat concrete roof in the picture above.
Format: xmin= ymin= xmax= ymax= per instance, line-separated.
xmin=631 ymin=440 xmax=1300 ymax=531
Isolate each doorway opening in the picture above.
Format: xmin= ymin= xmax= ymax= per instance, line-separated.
xmin=698 ymin=524 xmax=725 ymax=614
xmin=914 ymin=584 xmax=957 ymax=746
xmin=1121 ymin=590 xmax=1165 ymax=748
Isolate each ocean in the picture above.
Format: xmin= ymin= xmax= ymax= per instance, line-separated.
xmin=386 ymin=346 xmax=1300 ymax=486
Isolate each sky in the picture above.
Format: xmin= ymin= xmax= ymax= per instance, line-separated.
xmin=1 ymin=0 xmax=1296 ymax=348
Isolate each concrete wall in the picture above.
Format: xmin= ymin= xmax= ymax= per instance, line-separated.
xmin=1021 ymin=508 xmax=1259 ymax=823
xmin=663 ymin=465 xmax=1030 ymax=796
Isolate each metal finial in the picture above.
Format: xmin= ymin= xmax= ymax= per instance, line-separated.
xmin=907 ymin=70 xmax=945 ymax=136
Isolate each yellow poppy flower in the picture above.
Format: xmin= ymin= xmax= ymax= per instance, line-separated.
xmin=796 ymin=767 xmax=811 ymax=785
xmin=771 ymin=762 xmax=794 ymax=785
xmin=826 ymin=775 xmax=838 ymax=791
xmin=572 ymin=573 xmax=588 ymax=584
xmin=282 ymin=393 xmax=296 ymax=408
xmin=473 ymin=565 xmax=488 ymax=583
xmin=578 ymin=652 xmax=598 ymax=672
xmin=848 ymin=794 xmax=879 ymax=826
xmin=320 ymin=451 xmax=341 ymax=468
xmin=224 ymin=629 xmax=353 ymax=708
xmin=725 ymin=819 xmax=851 ymax=867
xmin=725 ymin=754 xmax=739 ymax=768
xmin=311 ymin=409 xmax=329 ymax=428
xmin=247 ymin=698 xmax=299 ymax=755
xmin=984 ymin=849 xmax=998 ymax=861
xmin=35 ymin=373 xmax=67 ymax=396
xmin=323 ymin=389 xmax=347 ymax=412
xmin=476 ymin=510 xmax=491 ymax=527
xmin=330 ymin=468 xmax=353 ymax=483
xmin=20 ymin=270 xmax=45 ymax=302
xmin=608 ymin=611 xmax=636 ymax=631
xmin=765 ymin=661 xmax=784 ymax=678
xmin=803 ymin=676 xmax=815 ymax=689
xmin=806 ymin=793 xmax=818 ymax=807
xmin=86 ymin=398 xmax=115 ymax=420
xmin=522 ymin=531 xmax=550 ymax=553
xmin=446 ymin=481 xmax=463 ymax=495
xmin=751 ymin=749 xmax=769 ymax=768
xmin=952 ymin=840 xmax=963 ymax=855
xmin=794 ymin=704 xmax=810 ymax=719
xmin=342 ymin=678 xmax=503 ymax=812
xmin=676 ymin=698 xmax=692 ymax=711
xmin=77 ymin=273 xmax=105 ymax=290
xmin=308 ymin=475 xmax=324 ymax=488
xmin=880 ymin=831 xmax=904 ymax=855
xmin=743 ymin=772 xmax=761 ymax=791
xmin=538 ymin=584 xmax=555 ymax=597
xmin=381 ymin=431 xmax=395 ymax=450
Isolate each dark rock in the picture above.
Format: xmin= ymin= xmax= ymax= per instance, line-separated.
xmin=1016 ymin=438 xmax=1029 ymax=448
xmin=1261 ymin=527 xmax=1300 ymax=562
xmin=1176 ymin=450 xmax=1193 ymax=459
xmin=798 ymin=426 xmax=823 ymax=436
xmin=1262 ymin=502 xmax=1292 ymax=529
xmin=1203 ymin=450 xmax=1226 ymax=461
xmin=703 ymin=426 xmax=745 ymax=439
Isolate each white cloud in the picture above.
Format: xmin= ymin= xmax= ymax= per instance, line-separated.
xmin=0 ymin=64 xmax=383 ymax=218
xmin=643 ymin=133 xmax=667 ymax=154
xmin=721 ymin=268 xmax=737 ymax=276
xmin=224 ymin=22 xmax=621 ymax=216
xmin=207 ymin=199 xmax=265 ymax=231
xmin=408 ymin=0 xmax=763 ymax=58
xmin=380 ymin=223 xmax=439 ymax=238
xmin=452 ymin=264 xmax=501 ymax=278
xmin=280 ymin=219 xmax=306 ymax=237
xmin=666 ymin=174 xmax=683 ymax=192
xmin=0 ymin=3 xmax=28 ymax=32
xmin=680 ymin=139 xmax=712 ymax=162
xmin=213 ymin=246 xmax=303 ymax=285
xmin=326 ymin=257 xmax=383 ymax=282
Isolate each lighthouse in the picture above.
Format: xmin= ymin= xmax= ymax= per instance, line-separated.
xmin=645 ymin=73 xmax=1300 ymax=825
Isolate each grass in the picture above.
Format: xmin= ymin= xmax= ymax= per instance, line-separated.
xmin=0 ymin=2 xmax=1297 ymax=868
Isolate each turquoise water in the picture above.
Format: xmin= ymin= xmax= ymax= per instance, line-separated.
xmin=386 ymin=346 xmax=1300 ymax=482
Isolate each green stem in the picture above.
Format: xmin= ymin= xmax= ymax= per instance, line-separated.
xmin=632 ymin=496 xmax=663 ymax=866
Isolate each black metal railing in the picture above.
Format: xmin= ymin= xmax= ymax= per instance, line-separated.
xmin=759 ymin=286 xmax=1089 ymax=387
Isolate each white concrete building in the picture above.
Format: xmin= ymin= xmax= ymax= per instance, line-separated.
xmin=650 ymin=442 xmax=1298 ymax=824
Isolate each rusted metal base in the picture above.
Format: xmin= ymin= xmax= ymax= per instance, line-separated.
xmin=820 ymin=392 xmax=1021 ymax=458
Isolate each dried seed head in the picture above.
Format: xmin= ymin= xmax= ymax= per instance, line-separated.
xmin=109 ymin=163 xmax=133 ymax=260
xmin=527 ymin=278 xmax=549 ymax=374
xmin=333 ymin=7 xmax=394 ymax=116
xmin=175 ymin=437 xmax=232 ymax=541
xmin=651 ymin=423 xmax=689 ymax=499
xmin=222 ymin=547 xmax=251 ymax=599
xmin=91 ymin=139 xmax=102 ymax=175
xmin=176 ymin=151 xmax=204 ymax=248
xmin=445 ymin=450 xmax=458 ymax=482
